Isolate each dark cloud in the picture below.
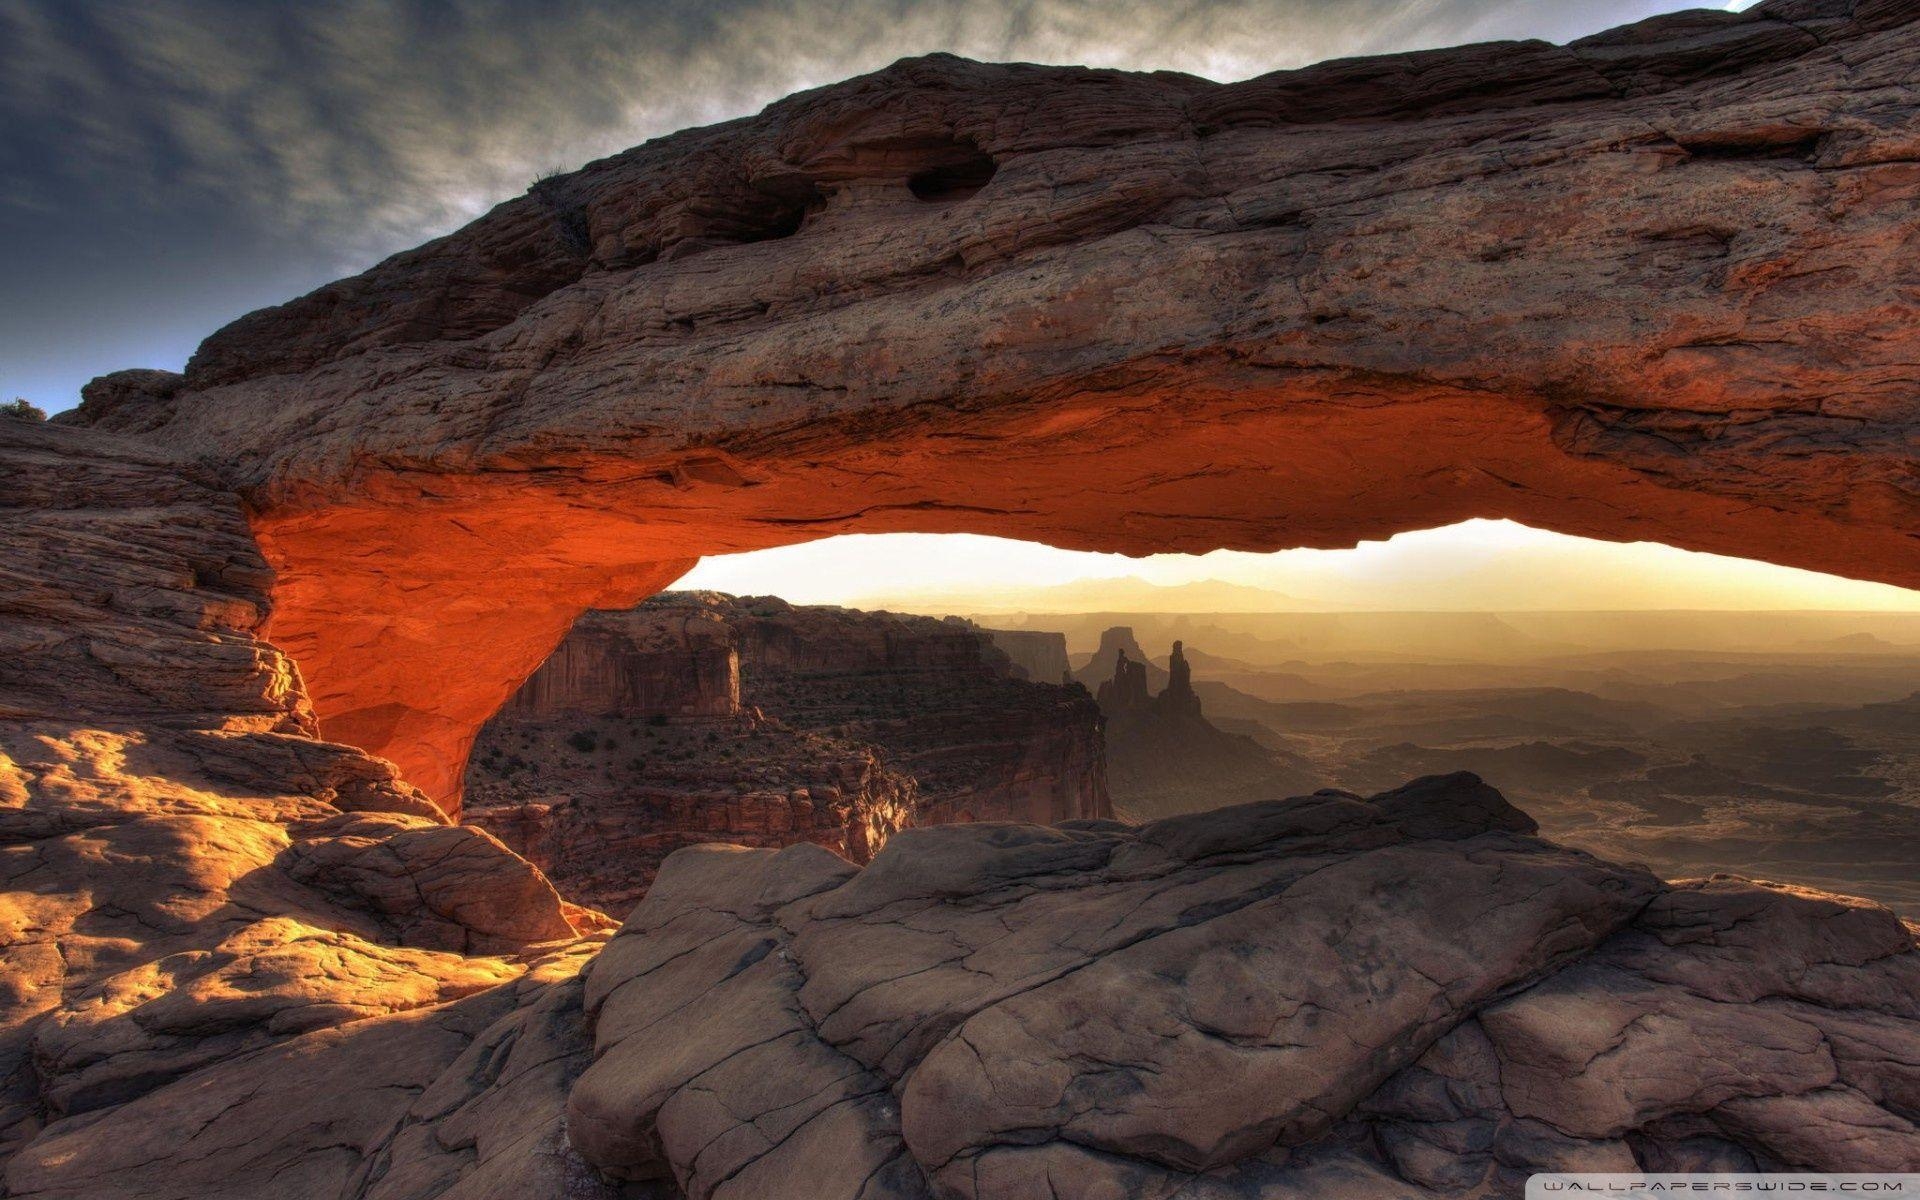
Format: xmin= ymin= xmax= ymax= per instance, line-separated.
xmin=0 ymin=0 xmax=1739 ymax=411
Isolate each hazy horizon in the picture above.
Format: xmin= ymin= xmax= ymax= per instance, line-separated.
xmin=674 ymin=519 xmax=1920 ymax=615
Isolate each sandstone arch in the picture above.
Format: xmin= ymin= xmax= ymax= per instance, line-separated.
xmin=65 ymin=0 xmax=1920 ymax=814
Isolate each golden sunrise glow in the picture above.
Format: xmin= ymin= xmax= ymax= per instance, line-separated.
xmin=673 ymin=520 xmax=1920 ymax=614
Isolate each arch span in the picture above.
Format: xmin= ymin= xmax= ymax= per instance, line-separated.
xmin=66 ymin=0 xmax=1920 ymax=813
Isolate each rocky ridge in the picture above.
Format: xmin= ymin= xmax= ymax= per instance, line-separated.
xmin=1087 ymin=632 xmax=1321 ymax=821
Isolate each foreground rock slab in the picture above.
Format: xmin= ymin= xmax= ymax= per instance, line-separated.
xmin=7 ymin=754 xmax=1916 ymax=1195
xmin=567 ymin=774 xmax=1920 ymax=1196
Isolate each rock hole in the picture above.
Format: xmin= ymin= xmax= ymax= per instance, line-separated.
xmin=1676 ymin=130 xmax=1824 ymax=163
xmin=908 ymin=150 xmax=998 ymax=202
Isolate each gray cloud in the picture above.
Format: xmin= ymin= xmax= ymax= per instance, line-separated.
xmin=0 ymin=0 xmax=1734 ymax=409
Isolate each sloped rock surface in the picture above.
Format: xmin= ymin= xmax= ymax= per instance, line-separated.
xmin=0 ymin=421 xmax=580 ymax=1158
xmin=563 ymin=773 xmax=1920 ymax=1196
xmin=6 ymin=942 xmax=623 ymax=1200
xmin=56 ymin=0 xmax=1920 ymax=812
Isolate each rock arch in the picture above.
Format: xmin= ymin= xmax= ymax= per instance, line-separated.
xmin=64 ymin=0 xmax=1920 ymax=814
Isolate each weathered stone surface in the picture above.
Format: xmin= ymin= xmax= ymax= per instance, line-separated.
xmin=565 ymin=773 xmax=1920 ymax=1195
xmin=21 ymin=775 xmax=1916 ymax=1196
xmin=55 ymin=0 xmax=1920 ymax=812
xmin=464 ymin=594 xmax=1108 ymax=912
xmin=0 ymin=421 xmax=580 ymax=1158
xmin=7 ymin=943 xmax=622 ymax=1200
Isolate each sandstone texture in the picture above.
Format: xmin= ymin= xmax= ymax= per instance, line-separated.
xmin=0 ymin=421 xmax=591 ymax=1174
xmin=464 ymin=593 xmax=1108 ymax=911
xmin=564 ymin=773 xmax=1920 ymax=1197
xmin=51 ymin=0 xmax=1920 ymax=812
xmin=8 ymin=3 xmax=1920 ymax=1194
xmin=6 ymin=415 xmax=1920 ymax=1193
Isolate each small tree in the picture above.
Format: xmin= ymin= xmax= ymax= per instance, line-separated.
xmin=2 ymin=398 xmax=46 ymax=421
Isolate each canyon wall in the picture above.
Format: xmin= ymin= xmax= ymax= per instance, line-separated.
xmin=501 ymin=610 xmax=740 ymax=720
xmin=984 ymin=629 xmax=1071 ymax=683
xmin=466 ymin=716 xmax=915 ymax=918
xmin=464 ymin=593 xmax=1110 ymax=909
xmin=51 ymin=0 xmax=1920 ymax=813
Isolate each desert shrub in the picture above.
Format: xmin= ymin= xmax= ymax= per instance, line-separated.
xmin=2 ymin=398 xmax=46 ymax=421
xmin=566 ymin=730 xmax=597 ymax=753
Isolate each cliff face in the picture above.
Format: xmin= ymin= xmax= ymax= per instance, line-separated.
xmin=985 ymin=629 xmax=1071 ymax=684
xmin=466 ymin=715 xmax=914 ymax=917
xmin=465 ymin=593 xmax=1110 ymax=909
xmin=500 ymin=611 xmax=740 ymax=720
xmin=50 ymin=2 xmax=1920 ymax=814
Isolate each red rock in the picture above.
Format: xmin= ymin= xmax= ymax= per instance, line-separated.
xmin=56 ymin=1 xmax=1920 ymax=816
xmin=462 ymin=592 xmax=1108 ymax=911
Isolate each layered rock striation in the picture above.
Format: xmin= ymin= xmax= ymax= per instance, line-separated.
xmin=464 ymin=593 xmax=1109 ymax=910
xmin=49 ymin=0 xmax=1920 ymax=812
xmin=0 ymin=421 xmax=587 ymax=1169
xmin=466 ymin=715 xmax=916 ymax=919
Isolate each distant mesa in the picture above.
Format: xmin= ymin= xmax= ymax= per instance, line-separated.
xmin=464 ymin=592 xmax=1109 ymax=913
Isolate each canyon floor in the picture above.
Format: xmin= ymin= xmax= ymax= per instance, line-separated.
xmin=992 ymin=610 xmax=1920 ymax=917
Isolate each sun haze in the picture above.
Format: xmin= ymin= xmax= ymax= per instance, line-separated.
xmin=674 ymin=520 xmax=1920 ymax=613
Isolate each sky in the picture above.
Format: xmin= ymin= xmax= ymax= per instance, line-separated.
xmin=1 ymin=0 xmax=1758 ymax=412
xmin=675 ymin=522 xmax=1920 ymax=613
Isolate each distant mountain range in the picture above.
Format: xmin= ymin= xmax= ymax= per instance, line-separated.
xmin=867 ymin=575 xmax=1339 ymax=614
